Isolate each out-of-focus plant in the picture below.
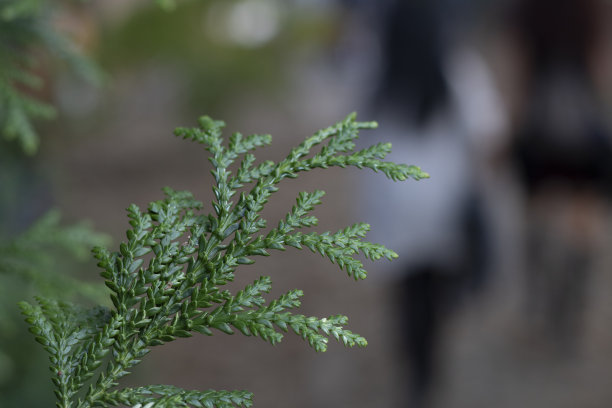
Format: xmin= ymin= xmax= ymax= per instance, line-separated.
xmin=0 ymin=209 xmax=110 ymax=300
xmin=0 ymin=2 xmax=109 ymax=405
xmin=20 ymin=113 xmax=427 ymax=407
xmin=97 ymin=0 xmax=337 ymax=116
xmin=0 ymin=0 xmax=104 ymax=154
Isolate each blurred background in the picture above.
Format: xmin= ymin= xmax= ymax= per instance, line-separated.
xmin=4 ymin=0 xmax=612 ymax=407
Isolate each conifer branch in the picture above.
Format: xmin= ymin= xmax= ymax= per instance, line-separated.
xmin=21 ymin=114 xmax=427 ymax=407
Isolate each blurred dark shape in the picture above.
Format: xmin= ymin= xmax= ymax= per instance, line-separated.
xmin=509 ymin=0 xmax=612 ymax=351
xmin=512 ymin=0 xmax=612 ymax=195
xmin=374 ymin=1 xmax=449 ymax=126
xmin=393 ymin=197 xmax=489 ymax=408
xmin=350 ymin=1 xmax=501 ymax=406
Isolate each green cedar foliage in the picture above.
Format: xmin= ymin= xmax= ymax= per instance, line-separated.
xmin=20 ymin=113 xmax=428 ymax=408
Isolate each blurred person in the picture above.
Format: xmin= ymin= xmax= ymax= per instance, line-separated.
xmin=346 ymin=0 xmax=508 ymax=406
xmin=507 ymin=0 xmax=612 ymax=352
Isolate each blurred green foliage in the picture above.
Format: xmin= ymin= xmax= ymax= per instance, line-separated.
xmin=0 ymin=0 xmax=103 ymax=154
xmin=97 ymin=0 xmax=337 ymax=114
xmin=0 ymin=1 xmax=108 ymax=405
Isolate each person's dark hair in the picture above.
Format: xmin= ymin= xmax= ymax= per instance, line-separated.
xmin=374 ymin=1 xmax=449 ymax=126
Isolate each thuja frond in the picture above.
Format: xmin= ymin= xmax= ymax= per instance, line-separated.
xmin=18 ymin=298 xmax=112 ymax=406
xmin=0 ymin=0 xmax=102 ymax=154
xmin=21 ymin=114 xmax=427 ymax=408
xmin=104 ymin=385 xmax=253 ymax=408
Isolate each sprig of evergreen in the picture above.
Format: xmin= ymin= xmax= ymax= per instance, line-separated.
xmin=20 ymin=113 xmax=428 ymax=408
